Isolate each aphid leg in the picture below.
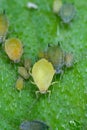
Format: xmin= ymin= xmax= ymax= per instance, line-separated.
xmin=59 ymin=70 xmax=64 ymax=80
xmin=29 ymin=68 xmax=32 ymax=76
xmin=30 ymin=80 xmax=36 ymax=85
xmin=47 ymin=90 xmax=51 ymax=101
xmin=51 ymin=81 xmax=58 ymax=86
xmin=35 ymin=91 xmax=40 ymax=98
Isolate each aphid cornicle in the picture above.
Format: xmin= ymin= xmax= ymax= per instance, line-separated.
xmin=20 ymin=120 xmax=50 ymax=130
xmin=59 ymin=3 xmax=76 ymax=23
xmin=0 ymin=10 xmax=9 ymax=43
xmin=4 ymin=38 xmax=23 ymax=62
xmin=31 ymin=58 xmax=55 ymax=94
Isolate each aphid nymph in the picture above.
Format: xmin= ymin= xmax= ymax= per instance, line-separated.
xmin=64 ymin=53 xmax=74 ymax=68
xmin=53 ymin=0 xmax=63 ymax=14
xmin=4 ymin=38 xmax=23 ymax=62
xmin=20 ymin=120 xmax=50 ymax=130
xmin=15 ymin=77 xmax=24 ymax=91
xmin=0 ymin=10 xmax=9 ymax=43
xmin=59 ymin=3 xmax=76 ymax=23
xmin=45 ymin=43 xmax=65 ymax=74
xmin=18 ymin=66 xmax=29 ymax=80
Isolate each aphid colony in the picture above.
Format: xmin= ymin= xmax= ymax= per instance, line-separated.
xmin=53 ymin=0 xmax=76 ymax=23
xmin=0 ymin=2 xmax=77 ymax=130
xmin=38 ymin=43 xmax=74 ymax=74
xmin=0 ymin=10 xmax=74 ymax=95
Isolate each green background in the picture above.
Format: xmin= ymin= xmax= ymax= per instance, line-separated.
xmin=0 ymin=0 xmax=87 ymax=129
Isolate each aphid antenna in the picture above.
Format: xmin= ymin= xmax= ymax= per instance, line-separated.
xmin=28 ymin=94 xmax=40 ymax=114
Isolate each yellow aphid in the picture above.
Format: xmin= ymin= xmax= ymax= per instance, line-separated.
xmin=53 ymin=0 xmax=63 ymax=14
xmin=15 ymin=77 xmax=24 ymax=91
xmin=5 ymin=38 xmax=23 ymax=62
xmin=31 ymin=58 xmax=55 ymax=94
xmin=18 ymin=66 xmax=29 ymax=79
xmin=0 ymin=11 xmax=9 ymax=43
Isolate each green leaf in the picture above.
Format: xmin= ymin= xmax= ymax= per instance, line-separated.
xmin=0 ymin=0 xmax=86 ymax=129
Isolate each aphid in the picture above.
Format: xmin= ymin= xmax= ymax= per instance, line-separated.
xmin=31 ymin=58 xmax=55 ymax=94
xmin=40 ymin=43 xmax=74 ymax=74
xmin=24 ymin=58 xmax=31 ymax=71
xmin=53 ymin=0 xmax=63 ymax=14
xmin=15 ymin=77 xmax=24 ymax=91
xmin=0 ymin=10 xmax=9 ymax=43
xmin=4 ymin=38 xmax=23 ymax=62
xmin=59 ymin=3 xmax=76 ymax=23
xmin=64 ymin=53 xmax=74 ymax=68
xmin=18 ymin=66 xmax=29 ymax=80
xmin=20 ymin=120 xmax=50 ymax=130
xmin=45 ymin=43 xmax=65 ymax=74
xmin=27 ymin=2 xmax=38 ymax=9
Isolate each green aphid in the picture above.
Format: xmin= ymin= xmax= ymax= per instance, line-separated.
xmin=20 ymin=120 xmax=50 ymax=130
xmin=41 ymin=43 xmax=74 ymax=74
xmin=24 ymin=58 xmax=31 ymax=71
xmin=53 ymin=0 xmax=63 ymax=14
xmin=45 ymin=43 xmax=65 ymax=74
xmin=59 ymin=3 xmax=76 ymax=23
xmin=18 ymin=66 xmax=29 ymax=80
xmin=0 ymin=10 xmax=9 ymax=43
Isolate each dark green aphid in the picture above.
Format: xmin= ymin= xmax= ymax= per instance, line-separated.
xmin=20 ymin=120 xmax=50 ymax=130
xmin=59 ymin=3 xmax=76 ymax=23
xmin=45 ymin=43 xmax=65 ymax=74
xmin=39 ymin=43 xmax=74 ymax=74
